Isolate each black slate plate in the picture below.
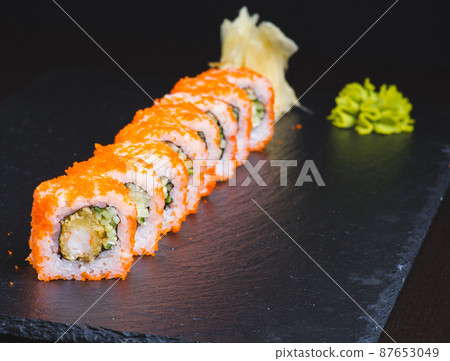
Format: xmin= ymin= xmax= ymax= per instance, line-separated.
xmin=0 ymin=69 xmax=449 ymax=342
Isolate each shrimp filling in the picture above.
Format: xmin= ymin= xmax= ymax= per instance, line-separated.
xmin=59 ymin=206 xmax=119 ymax=263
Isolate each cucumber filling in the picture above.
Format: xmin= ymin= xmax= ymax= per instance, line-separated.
xmin=164 ymin=141 xmax=194 ymax=175
xmin=197 ymin=131 xmax=207 ymax=147
xmin=125 ymin=182 xmax=150 ymax=225
xmin=160 ymin=176 xmax=174 ymax=209
xmin=230 ymin=105 xmax=240 ymax=122
xmin=206 ymin=111 xmax=226 ymax=159
xmin=59 ymin=206 xmax=119 ymax=263
xmin=245 ymin=87 xmax=265 ymax=128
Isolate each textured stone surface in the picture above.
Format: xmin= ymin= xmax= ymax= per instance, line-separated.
xmin=0 ymin=69 xmax=448 ymax=342
xmin=0 ymin=315 xmax=181 ymax=342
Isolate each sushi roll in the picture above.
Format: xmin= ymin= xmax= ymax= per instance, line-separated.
xmin=66 ymin=143 xmax=166 ymax=255
xmin=27 ymin=174 xmax=137 ymax=281
xmin=152 ymin=103 xmax=225 ymax=183
xmin=92 ymin=141 xmax=189 ymax=235
xmin=156 ymin=93 xmax=238 ymax=181
xmin=115 ymin=106 xmax=210 ymax=214
xmin=171 ymin=76 xmax=252 ymax=164
xmin=198 ymin=67 xmax=275 ymax=151
xmin=155 ymin=104 xmax=221 ymax=182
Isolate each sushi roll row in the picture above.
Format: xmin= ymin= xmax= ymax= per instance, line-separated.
xmin=27 ymin=67 xmax=276 ymax=281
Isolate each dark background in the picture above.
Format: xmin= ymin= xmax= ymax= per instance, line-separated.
xmin=1 ymin=0 xmax=449 ymax=103
xmin=1 ymin=0 xmax=449 ymax=342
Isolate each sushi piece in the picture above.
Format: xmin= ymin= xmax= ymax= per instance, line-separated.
xmin=198 ymin=67 xmax=275 ymax=151
xmin=156 ymin=93 xmax=238 ymax=181
xmin=155 ymin=104 xmax=221 ymax=185
xmin=152 ymin=103 xmax=226 ymax=183
xmin=92 ymin=141 xmax=189 ymax=235
xmin=115 ymin=106 xmax=210 ymax=214
xmin=27 ymin=174 xmax=137 ymax=281
xmin=66 ymin=143 xmax=166 ymax=255
xmin=171 ymin=76 xmax=252 ymax=164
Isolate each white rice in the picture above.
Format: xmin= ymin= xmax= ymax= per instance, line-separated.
xmin=28 ymin=176 xmax=136 ymax=281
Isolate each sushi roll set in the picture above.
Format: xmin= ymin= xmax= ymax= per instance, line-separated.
xmin=27 ymin=66 xmax=276 ymax=281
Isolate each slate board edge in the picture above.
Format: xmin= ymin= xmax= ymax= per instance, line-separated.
xmin=358 ymin=173 xmax=449 ymax=342
xmin=0 ymin=314 xmax=184 ymax=343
